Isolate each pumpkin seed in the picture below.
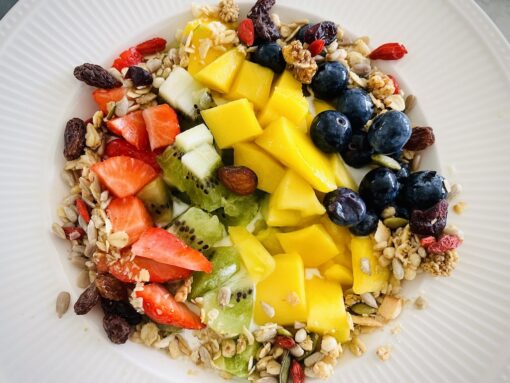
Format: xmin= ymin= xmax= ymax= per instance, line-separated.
xmin=371 ymin=154 xmax=401 ymax=170
xmin=279 ymin=351 xmax=291 ymax=383
xmin=277 ymin=327 xmax=293 ymax=337
xmin=350 ymin=303 xmax=377 ymax=315
xmin=383 ymin=217 xmax=409 ymax=229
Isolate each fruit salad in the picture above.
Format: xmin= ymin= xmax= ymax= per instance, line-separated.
xmin=53 ymin=0 xmax=464 ymax=380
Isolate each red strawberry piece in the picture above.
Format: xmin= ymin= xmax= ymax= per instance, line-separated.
xmin=112 ymin=47 xmax=143 ymax=71
xmin=427 ymin=235 xmax=462 ymax=254
xmin=107 ymin=111 xmax=150 ymax=151
xmin=92 ymin=87 xmax=126 ymax=113
xmin=136 ymin=283 xmax=205 ymax=329
xmin=237 ymin=19 xmax=255 ymax=46
xmin=387 ymin=74 xmax=400 ymax=94
xmin=106 ymin=196 xmax=153 ymax=246
xmin=132 ymin=228 xmax=212 ymax=273
xmin=135 ymin=37 xmax=167 ymax=55
xmin=75 ymin=198 xmax=90 ymax=223
xmin=308 ymin=39 xmax=325 ymax=56
xmin=105 ymin=139 xmax=160 ymax=172
xmin=142 ymin=104 xmax=180 ymax=151
xmin=91 ymin=156 xmax=157 ymax=198
xmin=420 ymin=236 xmax=436 ymax=248
xmin=109 ymin=252 xmax=192 ymax=283
xmin=63 ymin=227 xmax=86 ymax=240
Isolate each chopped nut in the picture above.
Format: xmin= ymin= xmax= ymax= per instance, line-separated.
xmin=376 ymin=345 xmax=392 ymax=361
xmin=266 ymin=360 xmax=281 ymax=376
xmin=218 ymin=0 xmax=239 ymax=23
xmin=453 ymin=201 xmax=467 ymax=214
xmin=320 ymin=335 xmax=338 ymax=353
xmin=350 ymin=315 xmax=384 ymax=327
xmin=282 ymin=40 xmax=318 ymax=84
xmin=368 ymin=71 xmax=395 ymax=100
xmin=378 ymin=295 xmax=403 ymax=320
xmin=414 ymin=296 xmax=427 ymax=310
xmin=221 ymin=339 xmax=236 ymax=358
xmin=312 ymin=361 xmax=334 ymax=379
xmin=348 ymin=336 xmax=367 ymax=357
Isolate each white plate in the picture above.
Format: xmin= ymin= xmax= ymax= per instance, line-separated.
xmin=1 ymin=0 xmax=510 ymax=382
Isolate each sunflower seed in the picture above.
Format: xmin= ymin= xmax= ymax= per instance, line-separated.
xmin=361 ymin=293 xmax=378 ymax=309
xmin=392 ymin=258 xmax=404 ymax=280
xmin=77 ymin=269 xmax=90 ymax=288
xmin=52 ymin=223 xmax=66 ymax=239
xmin=304 ymin=351 xmax=324 ymax=367
xmin=56 ymin=291 xmax=71 ymax=318
xmin=115 ymin=96 xmax=129 ymax=117
xmin=64 ymin=206 xmax=78 ymax=223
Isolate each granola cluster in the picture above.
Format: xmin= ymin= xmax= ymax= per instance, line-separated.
xmin=282 ymin=40 xmax=318 ymax=84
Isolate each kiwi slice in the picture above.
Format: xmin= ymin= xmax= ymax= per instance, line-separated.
xmin=202 ymin=268 xmax=254 ymax=338
xmin=158 ymin=145 xmax=225 ymax=212
xmin=215 ymin=193 xmax=260 ymax=227
xmin=191 ymin=246 xmax=241 ymax=299
xmin=168 ymin=207 xmax=226 ymax=255
xmin=136 ymin=177 xmax=173 ymax=227
xmin=214 ymin=341 xmax=259 ymax=378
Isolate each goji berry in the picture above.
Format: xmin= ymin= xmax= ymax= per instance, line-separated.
xmin=135 ymin=37 xmax=167 ymax=55
xmin=274 ymin=335 xmax=296 ymax=350
xmin=290 ymin=360 xmax=305 ymax=383
xmin=75 ymin=198 xmax=90 ymax=223
xmin=420 ymin=236 xmax=436 ymax=248
xmin=308 ymin=39 xmax=325 ymax=57
xmin=387 ymin=74 xmax=400 ymax=94
xmin=112 ymin=47 xmax=143 ymax=71
xmin=237 ymin=19 xmax=255 ymax=46
xmin=369 ymin=42 xmax=408 ymax=60
xmin=427 ymin=235 xmax=462 ymax=254
xmin=63 ymin=227 xmax=86 ymax=240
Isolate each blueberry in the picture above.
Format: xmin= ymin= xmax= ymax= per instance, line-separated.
xmin=336 ymin=88 xmax=374 ymax=130
xmin=311 ymin=62 xmax=348 ymax=100
xmin=340 ymin=130 xmax=373 ymax=168
xmin=359 ymin=167 xmax=399 ymax=212
xmin=349 ymin=210 xmax=378 ymax=236
xmin=368 ymin=110 xmax=412 ymax=154
xmin=250 ymin=43 xmax=286 ymax=74
xmin=394 ymin=163 xmax=410 ymax=184
xmin=403 ymin=171 xmax=448 ymax=210
xmin=295 ymin=24 xmax=311 ymax=42
xmin=310 ymin=111 xmax=352 ymax=153
xmin=323 ymin=188 xmax=366 ymax=227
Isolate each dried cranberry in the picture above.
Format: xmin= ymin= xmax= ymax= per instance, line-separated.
xmin=103 ymin=314 xmax=131 ymax=344
xmin=410 ymin=199 xmax=448 ymax=236
xmin=74 ymin=282 xmax=100 ymax=315
xmin=304 ymin=21 xmax=337 ymax=45
xmin=95 ymin=273 xmax=128 ymax=301
xmin=63 ymin=118 xmax=86 ymax=160
xmin=74 ymin=63 xmax=122 ymax=89
xmin=101 ymin=298 xmax=142 ymax=325
xmin=125 ymin=66 xmax=153 ymax=87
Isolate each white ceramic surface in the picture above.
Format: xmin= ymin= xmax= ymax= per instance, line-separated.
xmin=1 ymin=0 xmax=510 ymax=382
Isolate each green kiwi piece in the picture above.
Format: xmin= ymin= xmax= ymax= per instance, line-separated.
xmin=214 ymin=341 xmax=259 ymax=378
xmin=215 ymin=193 xmax=260 ymax=227
xmin=202 ymin=268 xmax=254 ymax=338
xmin=136 ymin=176 xmax=173 ymax=227
xmin=191 ymin=247 xmax=241 ymax=299
xmin=168 ymin=207 xmax=226 ymax=255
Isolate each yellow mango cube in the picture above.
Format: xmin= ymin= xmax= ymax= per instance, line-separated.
xmin=273 ymin=170 xmax=325 ymax=217
xmin=186 ymin=22 xmax=227 ymax=75
xmin=195 ymin=49 xmax=245 ymax=93
xmin=305 ymin=277 xmax=351 ymax=343
xmin=258 ymin=87 xmax=309 ymax=127
xmin=351 ymin=236 xmax=390 ymax=294
xmin=313 ymin=99 xmax=335 ymax=115
xmin=262 ymin=195 xmax=305 ymax=227
xmin=254 ymin=253 xmax=307 ymax=325
xmin=274 ymin=70 xmax=302 ymax=94
xmin=276 ymin=224 xmax=339 ymax=267
xmin=330 ymin=154 xmax=358 ymax=191
xmin=320 ymin=215 xmax=352 ymax=268
xmin=229 ymin=226 xmax=275 ymax=282
xmin=201 ymin=99 xmax=263 ymax=148
xmin=227 ymin=61 xmax=274 ymax=110
xmin=233 ymin=142 xmax=285 ymax=193
xmin=255 ymin=228 xmax=284 ymax=255
xmin=255 ymin=117 xmax=336 ymax=192
xmin=319 ymin=262 xmax=353 ymax=288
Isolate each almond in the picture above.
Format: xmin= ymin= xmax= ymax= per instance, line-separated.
xmin=217 ymin=166 xmax=258 ymax=195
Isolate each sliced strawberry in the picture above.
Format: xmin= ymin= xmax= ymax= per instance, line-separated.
xmin=135 ymin=37 xmax=167 ymax=55
xmin=106 ymin=196 xmax=153 ymax=246
xmin=107 ymin=111 xmax=150 ymax=151
xmin=63 ymin=227 xmax=86 ymax=239
xmin=112 ymin=47 xmax=143 ymax=71
xmin=132 ymin=228 xmax=212 ymax=273
xmin=75 ymin=198 xmax=90 ymax=223
xmin=93 ymin=87 xmax=126 ymax=113
xmin=109 ymin=253 xmax=192 ymax=283
xmin=91 ymin=156 xmax=157 ymax=198
xmin=105 ymin=139 xmax=160 ymax=172
xmin=142 ymin=104 xmax=180 ymax=151
xmin=136 ymin=283 xmax=205 ymax=329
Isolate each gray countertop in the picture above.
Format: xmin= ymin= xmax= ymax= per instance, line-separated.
xmin=1 ymin=0 xmax=509 ymax=40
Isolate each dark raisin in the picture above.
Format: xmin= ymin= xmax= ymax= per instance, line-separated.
xmin=103 ymin=314 xmax=131 ymax=344
xmin=95 ymin=273 xmax=128 ymax=301
xmin=101 ymin=298 xmax=142 ymax=325
xmin=247 ymin=0 xmax=275 ymax=17
xmin=74 ymin=282 xmax=100 ymax=315
xmin=410 ymin=199 xmax=448 ymax=236
xmin=247 ymin=0 xmax=280 ymax=42
xmin=63 ymin=118 xmax=86 ymax=160
xmin=125 ymin=66 xmax=153 ymax=87
xmin=73 ymin=63 xmax=122 ymax=89
xmin=304 ymin=21 xmax=338 ymax=45
xmin=404 ymin=127 xmax=435 ymax=151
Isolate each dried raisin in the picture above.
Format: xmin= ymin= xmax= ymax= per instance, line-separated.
xmin=95 ymin=273 xmax=128 ymax=301
xmin=74 ymin=63 xmax=122 ymax=89
xmin=304 ymin=21 xmax=337 ymax=45
xmin=103 ymin=314 xmax=131 ymax=344
xmin=410 ymin=199 xmax=448 ymax=236
xmin=247 ymin=0 xmax=275 ymax=17
xmin=125 ymin=66 xmax=153 ymax=87
xmin=74 ymin=282 xmax=100 ymax=315
xmin=63 ymin=118 xmax=86 ymax=160
xmin=404 ymin=127 xmax=435 ymax=151
xmin=247 ymin=0 xmax=280 ymax=42
xmin=101 ymin=298 xmax=142 ymax=325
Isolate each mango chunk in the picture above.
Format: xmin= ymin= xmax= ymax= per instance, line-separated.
xmin=276 ymin=224 xmax=339 ymax=267
xmin=305 ymin=277 xmax=351 ymax=343
xmin=258 ymin=87 xmax=309 ymax=127
xmin=274 ymin=70 xmax=303 ymax=94
xmin=254 ymin=253 xmax=307 ymax=325
xmin=273 ymin=170 xmax=325 ymax=217
xmin=351 ymin=236 xmax=390 ymax=294
xmin=255 ymin=228 xmax=284 ymax=255
xmin=229 ymin=226 xmax=275 ymax=283
xmin=227 ymin=61 xmax=274 ymax=110
xmin=330 ymin=154 xmax=358 ymax=191
xmin=233 ymin=142 xmax=285 ymax=193
xmin=187 ymin=21 xmax=227 ymax=75
xmin=255 ymin=117 xmax=336 ymax=193
xmin=201 ymin=99 xmax=263 ymax=148
xmin=195 ymin=49 xmax=245 ymax=93
xmin=320 ymin=215 xmax=352 ymax=268
xmin=313 ymin=99 xmax=335 ymax=115
xmin=319 ymin=262 xmax=353 ymax=288
xmin=262 ymin=195 xmax=305 ymax=227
